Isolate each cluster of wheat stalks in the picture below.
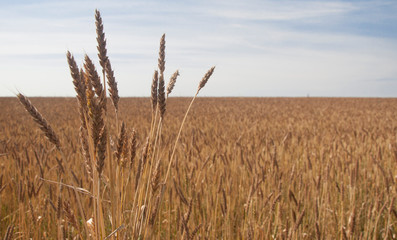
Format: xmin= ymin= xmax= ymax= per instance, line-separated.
xmin=7 ymin=10 xmax=214 ymax=239
xmin=1 ymin=10 xmax=397 ymax=240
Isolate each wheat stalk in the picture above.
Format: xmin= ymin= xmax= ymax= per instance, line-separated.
xmin=163 ymin=66 xmax=215 ymax=184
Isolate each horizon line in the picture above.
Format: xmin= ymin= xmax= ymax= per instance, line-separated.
xmin=1 ymin=96 xmax=396 ymax=99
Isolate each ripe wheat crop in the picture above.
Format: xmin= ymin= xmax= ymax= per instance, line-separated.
xmin=1 ymin=10 xmax=397 ymax=240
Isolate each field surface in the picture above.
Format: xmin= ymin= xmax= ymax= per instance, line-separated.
xmin=1 ymin=97 xmax=397 ymax=239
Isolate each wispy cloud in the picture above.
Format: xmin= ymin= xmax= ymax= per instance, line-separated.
xmin=207 ymin=1 xmax=357 ymax=21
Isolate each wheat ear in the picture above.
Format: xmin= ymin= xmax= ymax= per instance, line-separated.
xmin=84 ymin=54 xmax=103 ymax=98
xmin=17 ymin=93 xmax=61 ymax=150
xmin=95 ymin=9 xmax=108 ymax=70
xmin=105 ymin=60 xmax=119 ymax=112
xmin=151 ymin=70 xmax=159 ymax=113
xmin=167 ymin=70 xmax=179 ymax=98
xmin=197 ymin=66 xmax=215 ymax=94
xmin=157 ymin=34 xmax=166 ymax=118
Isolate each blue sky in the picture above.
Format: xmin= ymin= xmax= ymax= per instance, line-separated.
xmin=1 ymin=0 xmax=397 ymax=97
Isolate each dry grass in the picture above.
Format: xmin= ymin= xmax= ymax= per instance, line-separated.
xmin=1 ymin=9 xmax=397 ymax=240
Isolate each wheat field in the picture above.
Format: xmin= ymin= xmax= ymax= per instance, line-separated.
xmin=1 ymin=10 xmax=397 ymax=240
xmin=1 ymin=97 xmax=397 ymax=239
